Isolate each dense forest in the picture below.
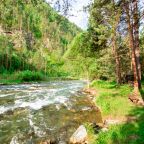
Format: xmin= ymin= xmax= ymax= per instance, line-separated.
xmin=0 ymin=0 xmax=80 ymax=82
xmin=0 ymin=0 xmax=144 ymax=144
xmin=60 ymin=0 xmax=144 ymax=142
xmin=66 ymin=0 xmax=144 ymax=89
xmin=1 ymin=0 xmax=144 ymax=88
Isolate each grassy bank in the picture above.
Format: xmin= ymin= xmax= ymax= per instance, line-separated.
xmin=86 ymin=80 xmax=144 ymax=144
xmin=0 ymin=71 xmax=46 ymax=84
xmin=0 ymin=70 xmax=71 ymax=85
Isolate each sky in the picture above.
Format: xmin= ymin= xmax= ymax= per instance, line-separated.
xmin=46 ymin=0 xmax=91 ymax=30
xmin=46 ymin=0 xmax=144 ymax=30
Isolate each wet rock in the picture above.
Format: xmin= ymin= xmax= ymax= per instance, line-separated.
xmin=0 ymin=114 xmax=4 ymax=120
xmin=5 ymin=110 xmax=14 ymax=115
xmin=0 ymin=83 xmax=7 ymax=85
xmin=70 ymin=125 xmax=87 ymax=144
xmin=10 ymin=136 xmax=19 ymax=144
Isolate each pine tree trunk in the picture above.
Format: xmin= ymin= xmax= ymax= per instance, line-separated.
xmin=125 ymin=2 xmax=141 ymax=90
xmin=133 ymin=0 xmax=141 ymax=85
xmin=112 ymin=0 xmax=121 ymax=84
xmin=112 ymin=36 xmax=121 ymax=84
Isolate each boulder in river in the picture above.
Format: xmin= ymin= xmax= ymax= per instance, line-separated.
xmin=70 ymin=125 xmax=88 ymax=144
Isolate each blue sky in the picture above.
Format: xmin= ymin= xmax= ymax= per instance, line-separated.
xmin=46 ymin=0 xmax=91 ymax=29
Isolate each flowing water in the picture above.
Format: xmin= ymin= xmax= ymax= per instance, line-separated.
xmin=0 ymin=80 xmax=102 ymax=144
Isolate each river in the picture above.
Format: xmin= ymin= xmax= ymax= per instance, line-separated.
xmin=0 ymin=80 xmax=102 ymax=144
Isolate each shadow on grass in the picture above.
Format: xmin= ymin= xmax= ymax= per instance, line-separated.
xmin=111 ymin=81 xmax=144 ymax=143
xmin=104 ymin=107 xmax=144 ymax=144
xmin=140 ymin=89 xmax=144 ymax=100
xmin=124 ymin=107 xmax=144 ymax=144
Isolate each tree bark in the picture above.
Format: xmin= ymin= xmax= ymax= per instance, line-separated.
xmin=133 ymin=0 xmax=141 ymax=81
xmin=125 ymin=1 xmax=141 ymax=90
xmin=112 ymin=0 xmax=122 ymax=84
xmin=112 ymin=35 xmax=122 ymax=84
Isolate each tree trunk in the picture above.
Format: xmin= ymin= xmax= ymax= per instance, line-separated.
xmin=125 ymin=2 xmax=141 ymax=90
xmin=133 ymin=0 xmax=141 ymax=82
xmin=6 ymin=53 xmax=8 ymax=70
xmin=112 ymin=36 xmax=121 ymax=84
xmin=112 ymin=0 xmax=122 ymax=84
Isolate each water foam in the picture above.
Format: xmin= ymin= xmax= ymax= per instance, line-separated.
xmin=0 ymin=81 xmax=85 ymax=114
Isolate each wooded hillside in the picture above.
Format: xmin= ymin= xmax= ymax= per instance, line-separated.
xmin=0 ymin=0 xmax=80 ymax=76
xmin=66 ymin=0 xmax=144 ymax=90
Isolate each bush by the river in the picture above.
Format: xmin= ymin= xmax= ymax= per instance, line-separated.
xmin=16 ymin=70 xmax=44 ymax=82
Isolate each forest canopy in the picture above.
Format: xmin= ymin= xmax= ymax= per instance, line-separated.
xmin=0 ymin=0 xmax=81 ymax=78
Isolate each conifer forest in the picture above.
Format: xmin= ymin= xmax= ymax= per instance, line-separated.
xmin=0 ymin=0 xmax=144 ymax=144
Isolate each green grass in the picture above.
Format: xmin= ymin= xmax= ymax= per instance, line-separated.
xmin=85 ymin=123 xmax=98 ymax=144
xmin=86 ymin=80 xmax=144 ymax=144
xmin=91 ymin=107 xmax=144 ymax=144
xmin=91 ymin=80 xmax=133 ymax=117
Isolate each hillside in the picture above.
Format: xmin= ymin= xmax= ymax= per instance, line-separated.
xmin=0 ymin=0 xmax=81 ymax=80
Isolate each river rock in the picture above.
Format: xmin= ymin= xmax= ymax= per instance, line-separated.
xmin=70 ymin=125 xmax=88 ymax=144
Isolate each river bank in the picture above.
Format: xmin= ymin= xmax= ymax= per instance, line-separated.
xmin=86 ymin=80 xmax=144 ymax=144
xmin=0 ymin=70 xmax=78 ymax=85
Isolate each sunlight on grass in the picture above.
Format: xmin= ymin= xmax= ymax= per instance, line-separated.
xmin=91 ymin=80 xmax=133 ymax=117
xmin=86 ymin=80 xmax=144 ymax=144
xmin=91 ymin=106 xmax=144 ymax=144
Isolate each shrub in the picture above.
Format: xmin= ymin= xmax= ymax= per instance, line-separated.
xmin=16 ymin=70 xmax=44 ymax=82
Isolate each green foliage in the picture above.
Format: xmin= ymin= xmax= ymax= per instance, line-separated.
xmin=0 ymin=52 xmax=35 ymax=73
xmin=16 ymin=70 xmax=44 ymax=82
xmin=64 ymin=32 xmax=101 ymax=79
xmin=64 ymin=31 xmax=116 ymax=80
xmin=91 ymin=80 xmax=117 ymax=89
xmin=140 ymin=30 xmax=144 ymax=78
xmin=65 ymin=32 xmax=92 ymax=57
xmin=85 ymin=123 xmax=97 ymax=144
xmin=0 ymin=0 xmax=81 ymax=79
xmin=64 ymin=0 xmax=132 ymax=82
